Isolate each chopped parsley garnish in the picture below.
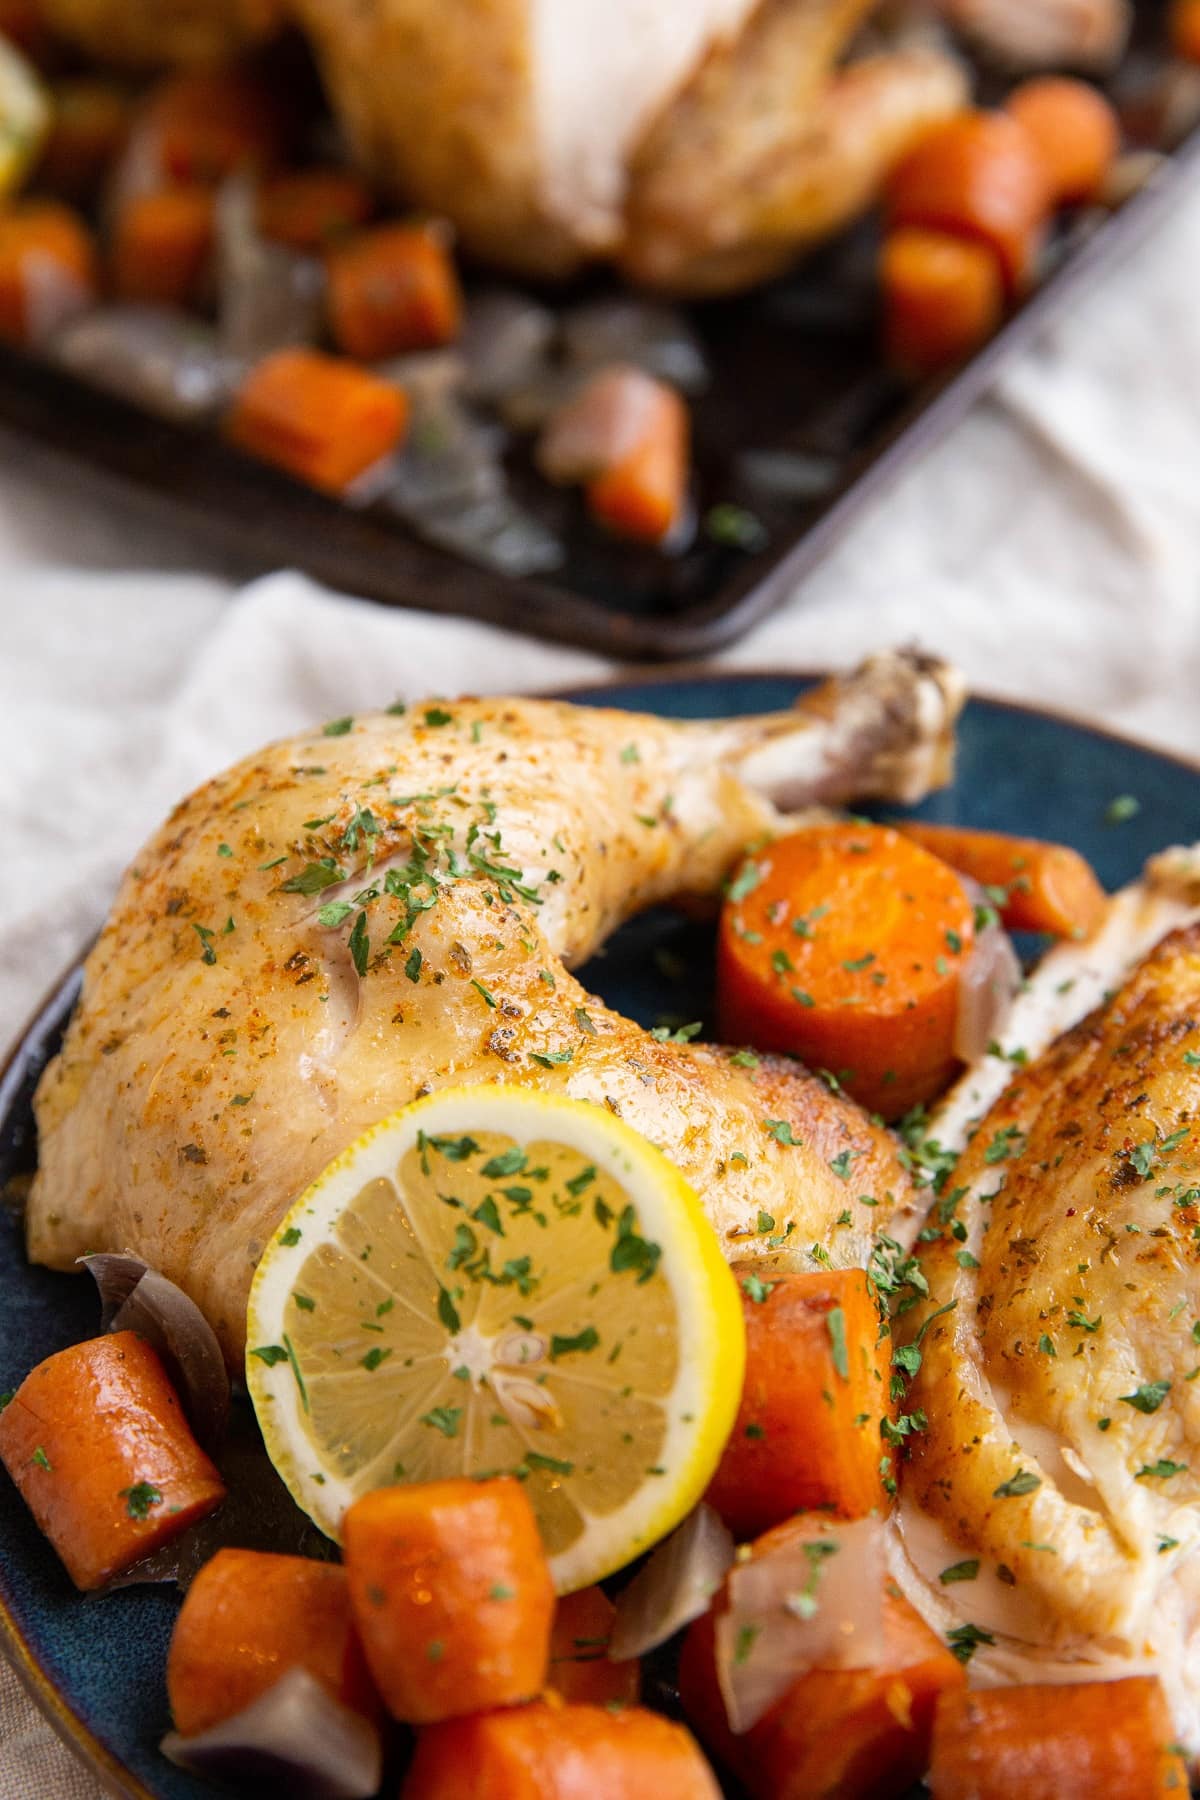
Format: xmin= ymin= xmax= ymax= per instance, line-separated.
xmin=348 ymin=911 xmax=370 ymax=977
xmin=421 ymin=1406 xmax=462 ymax=1437
xmin=742 ymin=1274 xmax=776 ymax=1304
xmin=550 ymin=1328 xmax=600 ymax=1360
xmin=1120 ymin=1380 xmax=1171 ymax=1414
xmin=1105 ymin=794 xmax=1140 ymax=824
xmin=939 ymin=1560 xmax=980 ymax=1585
xmin=1136 ymin=1460 xmax=1187 ymax=1480
xmin=121 ymin=1482 xmax=163 ymax=1520
xmin=726 ymin=861 xmax=762 ymax=903
xmin=993 ymin=1469 xmax=1041 ymax=1498
xmin=947 ymin=1622 xmax=995 ymax=1664
xmin=826 ymin=1306 xmax=849 ymax=1380
xmin=764 ymin=1118 xmax=801 ymax=1146
xmin=322 ymin=716 xmax=354 ymax=736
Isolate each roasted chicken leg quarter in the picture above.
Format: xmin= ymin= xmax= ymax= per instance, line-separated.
xmin=29 ymin=651 xmax=963 ymax=1366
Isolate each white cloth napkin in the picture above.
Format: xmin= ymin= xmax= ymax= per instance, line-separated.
xmin=3 ymin=175 xmax=1200 ymax=1800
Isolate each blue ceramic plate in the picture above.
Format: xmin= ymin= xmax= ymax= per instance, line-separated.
xmin=3 ymin=672 xmax=1200 ymax=1800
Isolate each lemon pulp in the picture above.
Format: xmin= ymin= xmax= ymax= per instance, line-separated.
xmin=246 ymin=1085 xmax=745 ymax=1591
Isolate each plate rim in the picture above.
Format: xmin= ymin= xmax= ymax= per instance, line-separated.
xmin=2 ymin=669 xmax=1198 ymax=1800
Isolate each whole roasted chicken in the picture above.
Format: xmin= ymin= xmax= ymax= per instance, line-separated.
xmin=41 ymin=0 xmax=966 ymax=294
xmin=28 ymin=651 xmax=961 ymax=1366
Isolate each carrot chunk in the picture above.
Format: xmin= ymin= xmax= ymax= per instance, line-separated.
xmin=0 ymin=1331 xmax=225 ymax=1590
xmin=894 ymin=821 xmax=1108 ymax=939
xmin=548 ymin=1586 xmax=640 ymax=1708
xmin=881 ymin=227 xmax=1003 ymax=375
xmin=111 ymin=186 xmax=215 ymax=306
xmin=403 ymin=1701 xmax=720 ymax=1799
xmin=928 ymin=1678 xmax=1187 ymax=1799
xmin=887 ymin=110 xmax=1051 ymax=294
xmin=39 ymin=80 xmax=130 ymax=200
xmin=585 ymin=379 xmax=689 ymax=546
xmin=141 ymin=68 xmax=289 ymax=185
xmin=1170 ymin=0 xmax=1200 ymax=65
xmin=679 ymin=1572 xmax=964 ymax=1800
xmin=167 ymin=1547 xmax=378 ymax=1737
xmin=0 ymin=200 xmax=96 ymax=346
xmin=326 ymin=221 xmax=463 ymax=359
xmin=342 ymin=1477 xmax=556 ymax=1725
xmin=257 ymin=168 xmax=374 ymax=251
xmin=1006 ymin=77 xmax=1119 ymax=206
xmin=705 ymin=1269 xmax=891 ymax=1539
xmin=716 ymin=822 xmax=975 ymax=1119
xmin=225 ymin=347 xmax=408 ymax=494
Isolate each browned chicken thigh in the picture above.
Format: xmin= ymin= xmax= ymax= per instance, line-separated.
xmin=894 ymin=899 xmax=1200 ymax=1748
xmin=29 ymin=652 xmax=961 ymax=1367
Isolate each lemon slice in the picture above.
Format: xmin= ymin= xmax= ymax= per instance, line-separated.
xmin=0 ymin=36 xmax=48 ymax=199
xmin=246 ymin=1085 xmax=745 ymax=1592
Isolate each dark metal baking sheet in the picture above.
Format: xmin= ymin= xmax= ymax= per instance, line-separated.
xmin=0 ymin=12 xmax=1196 ymax=659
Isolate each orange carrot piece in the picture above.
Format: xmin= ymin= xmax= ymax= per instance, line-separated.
xmin=326 ymin=221 xmax=463 ymax=359
xmin=1006 ymin=78 xmax=1120 ymax=206
xmin=111 ymin=186 xmax=215 ymax=306
xmin=548 ymin=1587 xmax=641 ymax=1709
xmin=716 ymin=822 xmax=975 ymax=1119
xmin=928 ymin=1678 xmax=1187 ymax=1800
xmin=225 ymin=348 xmax=408 ymax=494
xmin=887 ymin=110 xmax=1051 ymax=294
xmin=0 ymin=201 xmax=96 ymax=346
xmin=0 ymin=1331 xmax=224 ymax=1590
xmin=1171 ymin=0 xmax=1200 ymax=64
xmin=257 ymin=168 xmax=374 ymax=252
xmin=679 ymin=1571 xmax=965 ymax=1800
xmin=705 ymin=1268 xmax=892 ymax=1539
xmin=39 ymin=79 xmax=130 ymax=200
xmin=403 ymin=1701 xmax=720 ymax=1799
xmin=881 ymin=227 xmax=1003 ymax=375
xmin=167 ymin=1547 xmax=378 ymax=1738
xmin=142 ymin=69 xmax=289 ymax=185
xmin=585 ymin=379 xmax=689 ymax=545
xmin=894 ymin=820 xmax=1108 ymax=939
xmin=342 ymin=1477 xmax=556 ymax=1725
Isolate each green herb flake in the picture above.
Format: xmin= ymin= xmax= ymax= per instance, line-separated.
xmin=1105 ymin=794 xmax=1140 ymax=825
xmin=1120 ymin=1380 xmax=1171 ymax=1414
xmin=1136 ymin=1460 xmax=1188 ymax=1480
xmin=421 ymin=1406 xmax=462 ymax=1437
xmin=121 ymin=1481 xmax=163 ymax=1520
xmin=322 ymin=716 xmax=354 ymax=737
xmin=348 ymin=911 xmax=370 ymax=977
xmin=250 ymin=1345 xmax=288 ymax=1367
xmin=764 ymin=1118 xmax=801 ymax=1146
xmin=826 ymin=1306 xmax=849 ymax=1380
xmin=742 ymin=1274 xmax=777 ymax=1305
xmin=993 ymin=1468 xmax=1041 ymax=1498
xmin=550 ymin=1328 xmax=600 ymax=1360
xmin=939 ymin=1560 xmax=980 ymax=1586
xmin=947 ymin=1622 xmax=995 ymax=1665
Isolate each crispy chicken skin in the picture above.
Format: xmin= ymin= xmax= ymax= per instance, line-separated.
xmin=621 ymin=6 xmax=969 ymax=295
xmin=895 ymin=923 xmax=1200 ymax=1742
xmin=28 ymin=654 xmax=963 ymax=1368
xmin=41 ymin=0 xmax=283 ymax=66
